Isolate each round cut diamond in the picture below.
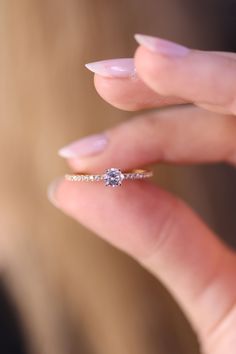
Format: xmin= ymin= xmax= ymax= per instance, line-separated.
xmin=104 ymin=168 xmax=124 ymax=187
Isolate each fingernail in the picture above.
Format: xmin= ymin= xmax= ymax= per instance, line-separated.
xmin=85 ymin=58 xmax=135 ymax=78
xmin=134 ymin=34 xmax=189 ymax=57
xmin=47 ymin=177 xmax=63 ymax=207
xmin=58 ymin=133 xmax=108 ymax=159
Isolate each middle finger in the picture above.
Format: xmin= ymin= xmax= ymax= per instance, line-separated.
xmin=59 ymin=105 xmax=236 ymax=172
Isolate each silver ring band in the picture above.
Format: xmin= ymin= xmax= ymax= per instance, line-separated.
xmin=65 ymin=168 xmax=153 ymax=187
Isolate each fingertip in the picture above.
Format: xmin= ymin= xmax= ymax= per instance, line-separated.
xmin=47 ymin=177 xmax=64 ymax=207
xmin=134 ymin=45 xmax=178 ymax=96
xmin=47 ymin=177 xmax=174 ymax=258
xmin=93 ymin=74 xmax=142 ymax=111
xmin=94 ymin=73 xmax=173 ymax=111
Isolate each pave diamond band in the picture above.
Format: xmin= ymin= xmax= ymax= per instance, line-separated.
xmin=65 ymin=168 xmax=153 ymax=187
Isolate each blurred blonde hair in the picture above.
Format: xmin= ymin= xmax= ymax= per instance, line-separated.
xmin=0 ymin=0 xmax=222 ymax=353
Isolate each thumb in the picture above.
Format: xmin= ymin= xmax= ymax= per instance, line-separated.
xmin=48 ymin=176 xmax=236 ymax=354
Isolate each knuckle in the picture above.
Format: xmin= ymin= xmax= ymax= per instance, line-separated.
xmin=139 ymin=196 xmax=181 ymax=263
xmin=202 ymin=300 xmax=236 ymax=354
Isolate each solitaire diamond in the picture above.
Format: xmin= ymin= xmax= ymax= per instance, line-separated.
xmin=104 ymin=168 xmax=124 ymax=187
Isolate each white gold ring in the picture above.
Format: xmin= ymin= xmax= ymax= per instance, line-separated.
xmin=65 ymin=167 xmax=153 ymax=187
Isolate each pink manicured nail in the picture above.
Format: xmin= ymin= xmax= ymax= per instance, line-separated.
xmin=134 ymin=34 xmax=189 ymax=57
xmin=85 ymin=58 xmax=135 ymax=78
xmin=58 ymin=133 xmax=108 ymax=159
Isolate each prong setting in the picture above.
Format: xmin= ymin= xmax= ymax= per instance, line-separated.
xmin=104 ymin=168 xmax=124 ymax=187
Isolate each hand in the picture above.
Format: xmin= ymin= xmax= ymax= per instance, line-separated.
xmin=49 ymin=35 xmax=236 ymax=354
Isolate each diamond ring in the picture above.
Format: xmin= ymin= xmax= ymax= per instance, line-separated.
xmin=65 ymin=167 xmax=153 ymax=187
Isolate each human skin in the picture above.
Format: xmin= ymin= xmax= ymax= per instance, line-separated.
xmin=48 ymin=35 xmax=236 ymax=354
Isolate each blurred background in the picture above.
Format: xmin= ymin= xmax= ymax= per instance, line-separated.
xmin=0 ymin=0 xmax=236 ymax=353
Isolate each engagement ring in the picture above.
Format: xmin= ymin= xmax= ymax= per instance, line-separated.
xmin=65 ymin=167 xmax=153 ymax=187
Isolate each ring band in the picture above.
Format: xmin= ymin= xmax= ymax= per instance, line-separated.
xmin=65 ymin=167 xmax=153 ymax=187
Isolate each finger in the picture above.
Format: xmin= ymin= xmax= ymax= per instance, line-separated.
xmin=58 ymin=106 xmax=236 ymax=172
xmin=94 ymin=74 xmax=186 ymax=111
xmin=49 ymin=177 xmax=236 ymax=352
xmin=85 ymin=59 xmax=186 ymax=111
xmin=134 ymin=35 xmax=236 ymax=115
